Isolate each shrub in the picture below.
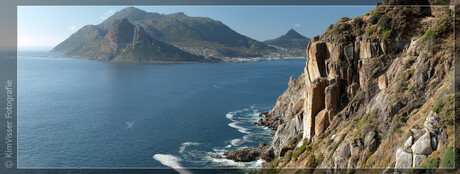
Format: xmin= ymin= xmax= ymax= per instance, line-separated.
xmin=420 ymin=13 xmax=453 ymax=42
xmin=438 ymin=95 xmax=454 ymax=125
xmin=361 ymin=152 xmax=374 ymax=166
xmin=369 ymin=12 xmax=382 ymax=24
xmin=365 ymin=26 xmax=377 ymax=36
xmin=432 ymin=99 xmax=444 ymax=114
xmin=339 ymin=16 xmax=350 ymax=22
xmin=381 ymin=30 xmax=393 ymax=40
xmin=441 ymin=146 xmax=460 ymax=170
xmin=305 ymin=154 xmax=323 ymax=168
xmin=284 ymin=150 xmax=293 ymax=162
xmin=377 ymin=15 xmax=392 ymax=30
xmin=423 ymin=157 xmax=440 ymax=168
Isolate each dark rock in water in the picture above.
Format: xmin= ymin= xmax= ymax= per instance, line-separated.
xmin=224 ymin=147 xmax=261 ymax=162
xmin=259 ymin=112 xmax=269 ymax=117
xmin=213 ymin=155 xmax=222 ymax=159
xmin=224 ymin=142 xmax=272 ymax=162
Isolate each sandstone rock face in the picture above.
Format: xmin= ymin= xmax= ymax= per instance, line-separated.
xmin=359 ymin=41 xmax=381 ymax=59
xmin=315 ymin=109 xmax=329 ymax=136
xmin=395 ymin=148 xmax=413 ymax=169
xmin=306 ymin=42 xmax=328 ymax=83
xmin=378 ymin=75 xmax=387 ymax=90
xmin=325 ymin=83 xmax=339 ymax=112
xmin=303 ymin=79 xmax=327 ymax=141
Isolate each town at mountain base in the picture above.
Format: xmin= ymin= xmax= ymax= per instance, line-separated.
xmin=224 ymin=0 xmax=459 ymax=171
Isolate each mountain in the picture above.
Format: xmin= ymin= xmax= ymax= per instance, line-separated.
xmin=224 ymin=0 xmax=458 ymax=171
xmin=53 ymin=18 xmax=204 ymax=63
xmin=52 ymin=7 xmax=276 ymax=60
xmin=263 ymin=29 xmax=310 ymax=50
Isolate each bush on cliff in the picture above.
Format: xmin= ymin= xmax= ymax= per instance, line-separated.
xmin=441 ymin=146 xmax=460 ymax=170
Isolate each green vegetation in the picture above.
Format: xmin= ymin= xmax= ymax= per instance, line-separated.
xmin=420 ymin=13 xmax=453 ymax=42
xmin=377 ymin=15 xmax=392 ymax=31
xmin=365 ymin=26 xmax=377 ymax=36
xmin=305 ymin=154 xmax=323 ymax=168
xmin=369 ymin=12 xmax=382 ymax=24
xmin=441 ymin=146 xmax=460 ymax=170
xmin=432 ymin=99 xmax=444 ymax=114
xmin=292 ymin=145 xmax=307 ymax=161
xmin=438 ymin=95 xmax=454 ymax=126
xmin=423 ymin=157 xmax=440 ymax=168
xmin=361 ymin=152 xmax=374 ymax=166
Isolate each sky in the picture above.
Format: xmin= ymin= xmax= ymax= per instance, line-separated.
xmin=18 ymin=6 xmax=374 ymax=49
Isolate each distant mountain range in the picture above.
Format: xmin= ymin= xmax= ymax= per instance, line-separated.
xmin=263 ymin=29 xmax=310 ymax=50
xmin=52 ymin=7 xmax=311 ymax=62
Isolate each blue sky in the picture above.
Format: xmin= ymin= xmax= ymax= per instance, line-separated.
xmin=18 ymin=6 xmax=374 ymax=48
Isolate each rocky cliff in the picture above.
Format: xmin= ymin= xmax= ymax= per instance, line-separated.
xmin=226 ymin=0 xmax=459 ymax=171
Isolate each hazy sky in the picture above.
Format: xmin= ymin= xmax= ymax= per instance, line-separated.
xmin=18 ymin=6 xmax=374 ymax=48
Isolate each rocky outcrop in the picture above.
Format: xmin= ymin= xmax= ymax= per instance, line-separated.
xmin=394 ymin=111 xmax=442 ymax=170
xmin=224 ymin=143 xmax=270 ymax=162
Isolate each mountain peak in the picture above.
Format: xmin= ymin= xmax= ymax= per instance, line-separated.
xmin=120 ymin=7 xmax=146 ymax=13
xmin=283 ymin=29 xmax=307 ymax=40
xmin=168 ymin=12 xmax=187 ymax=17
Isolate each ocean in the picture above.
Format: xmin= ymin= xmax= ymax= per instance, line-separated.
xmin=17 ymin=51 xmax=305 ymax=169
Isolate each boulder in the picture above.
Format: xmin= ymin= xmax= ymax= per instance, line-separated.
xmin=364 ymin=131 xmax=379 ymax=153
xmin=395 ymin=148 xmax=413 ymax=169
xmin=315 ymin=109 xmax=329 ymax=136
xmin=333 ymin=143 xmax=351 ymax=168
xmin=259 ymin=148 xmax=275 ymax=162
xmin=364 ymin=131 xmax=377 ymax=147
xmin=413 ymin=154 xmax=426 ymax=167
xmin=224 ymin=147 xmax=260 ymax=162
xmin=411 ymin=128 xmax=427 ymax=140
xmin=303 ymin=79 xmax=327 ymax=140
xmin=350 ymin=139 xmax=362 ymax=156
xmin=378 ymin=75 xmax=388 ymax=90
xmin=404 ymin=136 xmax=413 ymax=150
xmin=411 ymin=132 xmax=433 ymax=155
xmin=424 ymin=111 xmax=440 ymax=133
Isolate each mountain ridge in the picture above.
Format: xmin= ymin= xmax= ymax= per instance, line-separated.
xmin=52 ymin=7 xmax=276 ymax=60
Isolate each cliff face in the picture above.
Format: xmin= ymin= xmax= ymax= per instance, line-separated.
xmin=254 ymin=1 xmax=457 ymax=170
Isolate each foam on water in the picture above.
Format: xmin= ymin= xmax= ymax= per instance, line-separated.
xmin=154 ymin=106 xmax=275 ymax=168
xmin=179 ymin=142 xmax=201 ymax=154
xmin=152 ymin=154 xmax=192 ymax=174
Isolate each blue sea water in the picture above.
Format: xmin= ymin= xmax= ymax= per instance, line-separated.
xmin=17 ymin=51 xmax=305 ymax=169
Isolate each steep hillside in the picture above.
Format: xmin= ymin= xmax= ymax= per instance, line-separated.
xmin=52 ymin=7 xmax=276 ymax=59
xmin=225 ymin=1 xmax=458 ymax=172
